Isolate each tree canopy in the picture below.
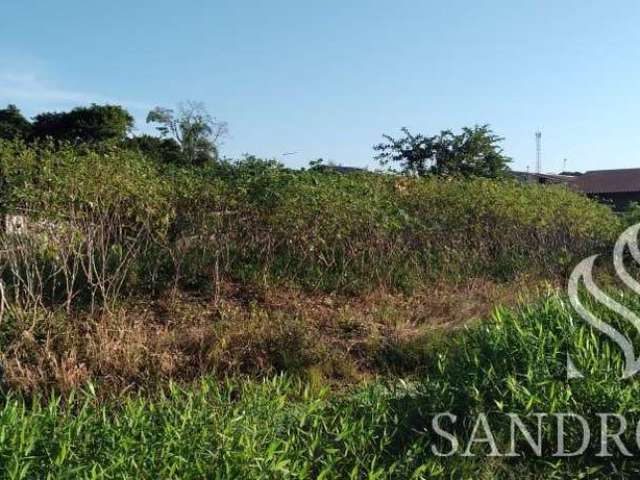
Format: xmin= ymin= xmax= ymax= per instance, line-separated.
xmin=0 ymin=104 xmax=32 ymax=140
xmin=31 ymin=104 xmax=134 ymax=143
xmin=124 ymin=134 xmax=184 ymax=165
xmin=374 ymin=125 xmax=511 ymax=178
xmin=146 ymin=102 xmax=227 ymax=166
xmin=0 ymin=102 xmax=230 ymax=168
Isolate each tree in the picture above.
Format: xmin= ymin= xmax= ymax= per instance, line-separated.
xmin=32 ymin=104 xmax=134 ymax=143
xmin=146 ymin=102 xmax=227 ymax=166
xmin=374 ymin=125 xmax=511 ymax=178
xmin=124 ymin=134 xmax=183 ymax=165
xmin=0 ymin=104 xmax=32 ymax=140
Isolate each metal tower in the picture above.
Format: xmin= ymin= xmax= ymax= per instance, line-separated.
xmin=535 ymin=131 xmax=542 ymax=174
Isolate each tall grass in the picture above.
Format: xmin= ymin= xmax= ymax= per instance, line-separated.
xmin=3 ymin=293 xmax=640 ymax=478
xmin=0 ymin=378 xmax=402 ymax=480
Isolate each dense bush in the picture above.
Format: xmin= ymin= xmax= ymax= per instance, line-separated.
xmin=0 ymin=141 xmax=622 ymax=309
xmin=0 ymin=141 xmax=171 ymax=311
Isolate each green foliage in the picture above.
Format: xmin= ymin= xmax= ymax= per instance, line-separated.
xmin=0 ymin=104 xmax=31 ymax=140
xmin=0 ymin=140 xmax=172 ymax=309
xmin=3 ymin=294 xmax=640 ymax=477
xmin=0 ymin=378 xmax=398 ymax=479
xmin=0 ymin=141 xmax=169 ymax=225
xmin=124 ymin=134 xmax=184 ymax=165
xmin=31 ymin=104 xmax=133 ymax=143
xmin=220 ymin=171 xmax=620 ymax=290
xmin=374 ymin=125 xmax=511 ymax=177
xmin=407 ymin=291 xmax=640 ymax=477
xmin=146 ymin=101 xmax=228 ymax=166
xmin=0 ymin=141 xmax=622 ymax=305
xmin=0 ymin=102 xmax=225 ymax=168
xmin=621 ymin=201 xmax=640 ymax=226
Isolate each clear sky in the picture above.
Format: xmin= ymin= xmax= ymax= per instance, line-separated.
xmin=2 ymin=1 xmax=640 ymax=172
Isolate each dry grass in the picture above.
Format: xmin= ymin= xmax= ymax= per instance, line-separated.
xmin=0 ymin=275 xmax=558 ymax=397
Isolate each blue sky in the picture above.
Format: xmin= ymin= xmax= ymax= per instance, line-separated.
xmin=2 ymin=1 xmax=640 ymax=172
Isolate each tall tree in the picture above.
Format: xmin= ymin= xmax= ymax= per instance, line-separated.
xmin=374 ymin=125 xmax=510 ymax=178
xmin=32 ymin=104 xmax=134 ymax=143
xmin=146 ymin=101 xmax=227 ymax=166
xmin=0 ymin=104 xmax=32 ymax=140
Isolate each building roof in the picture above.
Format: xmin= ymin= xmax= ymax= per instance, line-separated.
xmin=532 ymin=173 xmax=576 ymax=181
xmin=571 ymin=168 xmax=640 ymax=194
xmin=508 ymin=170 xmax=576 ymax=184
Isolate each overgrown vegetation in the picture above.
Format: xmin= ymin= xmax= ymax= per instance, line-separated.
xmin=3 ymin=293 xmax=640 ymax=479
xmin=0 ymin=140 xmax=620 ymax=303
xmin=0 ymin=140 xmax=622 ymax=392
xmin=0 ymin=136 xmax=631 ymax=477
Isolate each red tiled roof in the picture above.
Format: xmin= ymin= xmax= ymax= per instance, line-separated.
xmin=571 ymin=168 xmax=640 ymax=194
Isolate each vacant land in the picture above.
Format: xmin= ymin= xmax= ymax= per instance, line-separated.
xmin=0 ymin=141 xmax=634 ymax=478
xmin=4 ymin=294 xmax=640 ymax=479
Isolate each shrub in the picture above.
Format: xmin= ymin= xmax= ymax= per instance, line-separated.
xmin=0 ymin=141 xmax=623 ymax=308
xmin=0 ymin=141 xmax=172 ymax=310
xmin=220 ymin=171 xmax=621 ymax=290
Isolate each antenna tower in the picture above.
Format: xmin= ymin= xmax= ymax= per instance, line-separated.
xmin=535 ymin=131 xmax=542 ymax=174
